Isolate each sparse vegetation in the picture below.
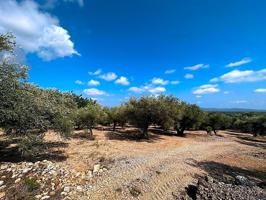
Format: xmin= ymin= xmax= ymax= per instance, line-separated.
xmin=24 ymin=178 xmax=40 ymax=192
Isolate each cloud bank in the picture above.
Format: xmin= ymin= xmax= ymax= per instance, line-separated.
xmin=211 ymin=69 xmax=266 ymax=83
xmin=0 ymin=0 xmax=79 ymax=60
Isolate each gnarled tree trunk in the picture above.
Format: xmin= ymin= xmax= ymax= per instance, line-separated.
xmin=141 ymin=126 xmax=149 ymax=139
xmin=176 ymin=127 xmax=185 ymax=136
xmin=113 ymin=121 xmax=117 ymax=132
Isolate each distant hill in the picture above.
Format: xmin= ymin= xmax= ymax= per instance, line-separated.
xmin=202 ymin=108 xmax=266 ymax=113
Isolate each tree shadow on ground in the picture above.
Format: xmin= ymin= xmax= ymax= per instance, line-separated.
xmin=237 ymin=140 xmax=266 ymax=149
xmin=148 ymin=128 xmax=177 ymax=137
xmin=222 ymin=131 xmax=266 ymax=149
xmin=105 ymin=129 xmax=163 ymax=143
xmin=187 ymin=159 xmax=266 ymax=185
xmin=70 ymin=131 xmax=95 ymax=140
xmin=95 ymin=126 xmax=127 ymax=132
xmin=0 ymin=139 xmax=68 ymax=163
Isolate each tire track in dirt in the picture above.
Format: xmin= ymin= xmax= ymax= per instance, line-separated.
xmin=86 ymin=140 xmax=235 ymax=200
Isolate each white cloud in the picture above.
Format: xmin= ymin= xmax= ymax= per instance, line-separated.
xmin=75 ymin=80 xmax=84 ymax=85
xmin=129 ymin=84 xmax=166 ymax=94
xmin=254 ymin=88 xmax=266 ymax=93
xmin=89 ymin=69 xmax=101 ymax=76
xmin=184 ymin=64 xmax=209 ymax=71
xmin=148 ymin=87 xmax=166 ymax=94
xmin=83 ymin=88 xmax=106 ymax=96
xmin=196 ymin=95 xmax=202 ymax=98
xmin=0 ymin=0 xmax=79 ymax=60
xmin=171 ymin=80 xmax=180 ymax=85
xmin=193 ymin=84 xmax=220 ymax=95
xmin=231 ymin=100 xmax=248 ymax=104
xmin=115 ymin=76 xmax=130 ymax=86
xmin=129 ymin=87 xmax=143 ymax=93
xmin=165 ymin=69 xmax=176 ymax=74
xmin=99 ymin=72 xmax=117 ymax=81
xmin=88 ymin=79 xmax=100 ymax=86
xmin=184 ymin=74 xmax=194 ymax=79
xmin=226 ymin=57 xmax=252 ymax=67
xmin=151 ymin=78 xmax=169 ymax=85
xmin=217 ymin=69 xmax=266 ymax=83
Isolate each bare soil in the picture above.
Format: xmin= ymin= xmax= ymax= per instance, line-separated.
xmin=1 ymin=128 xmax=266 ymax=199
xmin=44 ymin=128 xmax=266 ymax=199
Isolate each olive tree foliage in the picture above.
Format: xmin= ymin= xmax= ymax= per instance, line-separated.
xmin=0 ymin=45 xmax=76 ymax=135
xmin=205 ymin=112 xmax=231 ymax=135
xmin=75 ymin=102 xmax=104 ymax=137
xmin=71 ymin=93 xmax=97 ymax=108
xmin=104 ymin=106 xmax=127 ymax=131
xmin=124 ymin=95 xmax=205 ymax=138
xmin=154 ymin=95 xmax=181 ymax=131
xmin=174 ymin=103 xmax=205 ymax=136
xmin=232 ymin=113 xmax=266 ymax=137
xmin=247 ymin=115 xmax=266 ymax=137
xmin=0 ymin=33 xmax=15 ymax=52
xmin=125 ymin=96 xmax=158 ymax=138
xmin=0 ymin=33 xmax=77 ymax=156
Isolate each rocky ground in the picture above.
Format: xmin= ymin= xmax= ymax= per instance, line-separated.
xmin=180 ymin=175 xmax=266 ymax=200
xmin=0 ymin=160 xmax=108 ymax=200
xmin=0 ymin=129 xmax=265 ymax=199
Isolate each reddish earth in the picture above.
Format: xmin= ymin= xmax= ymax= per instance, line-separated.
xmin=44 ymin=128 xmax=266 ymax=199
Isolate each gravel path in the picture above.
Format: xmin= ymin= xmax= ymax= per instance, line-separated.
xmin=1 ymin=130 xmax=265 ymax=199
xmin=85 ymin=138 xmax=239 ymax=200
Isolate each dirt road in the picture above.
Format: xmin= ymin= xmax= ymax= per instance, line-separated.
xmin=53 ymin=129 xmax=266 ymax=200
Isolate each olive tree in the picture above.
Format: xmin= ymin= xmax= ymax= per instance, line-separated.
xmin=0 ymin=33 xmax=77 ymax=156
xmin=206 ymin=112 xmax=231 ymax=135
xmin=175 ymin=103 xmax=204 ymax=136
xmin=125 ymin=96 xmax=158 ymax=139
xmin=105 ymin=106 xmax=127 ymax=131
xmin=75 ymin=102 xmax=104 ymax=137
xmin=244 ymin=115 xmax=266 ymax=137
xmin=155 ymin=95 xmax=181 ymax=131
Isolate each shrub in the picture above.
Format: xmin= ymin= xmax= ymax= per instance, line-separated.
xmin=24 ymin=178 xmax=40 ymax=192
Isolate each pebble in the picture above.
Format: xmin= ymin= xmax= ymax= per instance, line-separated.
xmin=49 ymin=191 xmax=56 ymax=196
xmin=0 ymin=192 xmax=5 ymax=198
xmin=77 ymin=186 xmax=83 ymax=192
xmin=61 ymin=192 xmax=67 ymax=196
xmin=41 ymin=195 xmax=50 ymax=200
xmin=64 ymin=186 xmax=71 ymax=192
xmin=22 ymin=168 xmax=31 ymax=174
xmin=35 ymin=194 xmax=42 ymax=199
xmin=93 ymin=164 xmax=101 ymax=173
xmin=15 ymin=178 xmax=21 ymax=183
xmin=0 ymin=181 xmax=4 ymax=187
xmin=0 ymin=185 xmax=6 ymax=190
xmin=0 ymin=165 xmax=8 ymax=170
xmin=87 ymin=170 xmax=93 ymax=178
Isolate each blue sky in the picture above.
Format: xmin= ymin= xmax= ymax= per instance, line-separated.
xmin=1 ymin=0 xmax=266 ymax=108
